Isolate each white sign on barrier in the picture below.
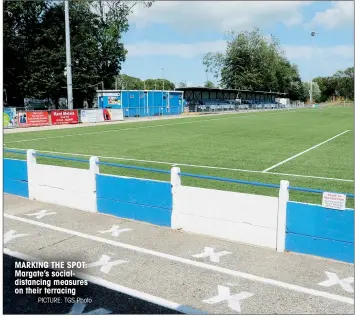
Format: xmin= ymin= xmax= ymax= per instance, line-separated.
xmin=81 ymin=109 xmax=124 ymax=123
xmin=108 ymin=109 xmax=124 ymax=121
xmin=322 ymin=192 xmax=346 ymax=210
xmin=81 ymin=109 xmax=104 ymax=123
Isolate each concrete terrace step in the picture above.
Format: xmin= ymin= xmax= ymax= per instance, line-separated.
xmin=4 ymin=194 xmax=354 ymax=314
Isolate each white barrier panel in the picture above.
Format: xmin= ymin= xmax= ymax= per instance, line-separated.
xmin=172 ymin=186 xmax=279 ymax=249
xmin=31 ymin=163 xmax=97 ymax=213
xmin=81 ymin=109 xmax=124 ymax=123
xmin=108 ymin=109 xmax=124 ymax=121
xmin=81 ymin=109 xmax=104 ymax=123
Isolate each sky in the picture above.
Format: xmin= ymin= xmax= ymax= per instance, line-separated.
xmin=121 ymin=1 xmax=354 ymax=87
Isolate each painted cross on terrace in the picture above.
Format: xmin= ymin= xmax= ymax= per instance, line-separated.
xmin=4 ymin=230 xmax=28 ymax=244
xmin=87 ymin=254 xmax=128 ymax=274
xmin=26 ymin=210 xmax=57 ymax=219
xmin=98 ymin=225 xmax=133 ymax=237
xmin=203 ymin=285 xmax=253 ymax=313
xmin=318 ymin=271 xmax=354 ymax=293
xmin=192 ymin=247 xmax=232 ymax=263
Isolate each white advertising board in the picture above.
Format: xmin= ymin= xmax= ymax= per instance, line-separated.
xmin=322 ymin=192 xmax=346 ymax=210
xmin=108 ymin=109 xmax=124 ymax=121
xmin=80 ymin=109 xmax=124 ymax=123
xmin=81 ymin=109 xmax=104 ymax=123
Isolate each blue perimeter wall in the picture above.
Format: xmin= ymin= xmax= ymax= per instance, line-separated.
xmin=285 ymin=201 xmax=354 ymax=263
xmin=96 ymin=174 xmax=173 ymax=227
xmin=4 ymin=158 xmax=29 ymax=198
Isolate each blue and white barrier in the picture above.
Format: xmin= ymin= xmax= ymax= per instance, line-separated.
xmin=4 ymin=156 xmax=29 ymax=198
xmin=3 ymin=149 xmax=354 ymax=263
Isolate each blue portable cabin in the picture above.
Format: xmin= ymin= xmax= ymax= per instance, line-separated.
xmin=96 ymin=90 xmax=185 ymax=118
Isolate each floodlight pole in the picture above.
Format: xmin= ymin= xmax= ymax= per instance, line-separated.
xmin=65 ymin=1 xmax=73 ymax=110
xmin=310 ymin=31 xmax=317 ymax=105
xmin=161 ymin=67 xmax=165 ymax=90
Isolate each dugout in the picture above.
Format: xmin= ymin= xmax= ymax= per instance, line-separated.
xmin=96 ymin=90 xmax=184 ymax=118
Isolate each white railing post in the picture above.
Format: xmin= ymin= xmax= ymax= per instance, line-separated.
xmin=276 ymin=180 xmax=289 ymax=252
xmin=89 ymin=156 xmax=99 ymax=213
xmin=27 ymin=149 xmax=36 ymax=200
xmin=171 ymin=166 xmax=181 ymax=229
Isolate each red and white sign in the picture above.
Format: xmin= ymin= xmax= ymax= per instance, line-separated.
xmin=18 ymin=111 xmax=49 ymax=127
xmin=51 ymin=110 xmax=78 ymax=125
xmin=322 ymin=192 xmax=346 ymax=210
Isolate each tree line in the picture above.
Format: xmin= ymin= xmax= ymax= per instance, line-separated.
xmin=203 ymin=28 xmax=354 ymax=102
xmin=4 ymin=3 xmax=353 ymax=107
xmin=4 ymin=0 xmax=152 ymax=108
xmin=115 ymin=74 xmax=176 ymax=90
xmin=312 ymin=67 xmax=354 ymax=102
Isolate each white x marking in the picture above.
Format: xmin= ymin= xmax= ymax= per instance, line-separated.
xmin=26 ymin=210 xmax=57 ymax=219
xmin=87 ymin=255 xmax=128 ymax=274
xmin=68 ymin=303 xmax=111 ymax=314
xmin=318 ymin=271 xmax=354 ymax=293
xmin=98 ymin=225 xmax=133 ymax=237
xmin=203 ymin=285 xmax=253 ymax=312
xmin=4 ymin=230 xmax=28 ymax=244
xmin=192 ymin=247 xmax=232 ymax=263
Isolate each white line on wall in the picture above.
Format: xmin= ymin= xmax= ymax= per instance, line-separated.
xmin=5 ymin=108 xmax=312 ymax=144
xmin=4 ymin=213 xmax=353 ymax=305
xmin=5 ymin=147 xmax=353 ymax=182
xmin=262 ymin=130 xmax=351 ymax=172
xmin=3 ymin=248 xmax=206 ymax=315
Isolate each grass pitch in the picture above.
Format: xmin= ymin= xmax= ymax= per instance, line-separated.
xmin=4 ymin=106 xmax=354 ymax=206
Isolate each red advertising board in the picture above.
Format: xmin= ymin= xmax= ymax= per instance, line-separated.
xmin=51 ymin=110 xmax=79 ymax=125
xmin=18 ymin=111 xmax=49 ymax=127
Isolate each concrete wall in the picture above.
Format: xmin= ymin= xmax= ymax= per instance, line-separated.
xmin=285 ymin=201 xmax=354 ymax=263
xmin=96 ymin=174 xmax=173 ymax=227
xmin=172 ymin=185 xmax=279 ymax=248
xmin=4 ymin=150 xmax=353 ymax=263
xmin=27 ymin=150 xmax=97 ymax=212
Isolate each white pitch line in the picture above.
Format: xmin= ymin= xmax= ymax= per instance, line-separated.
xmin=3 ymin=248 xmax=205 ymax=315
xmin=4 ymin=147 xmax=354 ymax=182
xmin=4 ymin=108 xmax=311 ymax=144
xmin=263 ymin=130 xmax=351 ymax=172
xmin=4 ymin=213 xmax=353 ymax=305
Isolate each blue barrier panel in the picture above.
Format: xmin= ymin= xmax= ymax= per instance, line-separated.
xmin=97 ymin=198 xmax=172 ymax=226
xmin=285 ymin=201 xmax=354 ymax=263
xmin=4 ymin=158 xmax=29 ymax=198
xmin=96 ymin=174 xmax=172 ymax=227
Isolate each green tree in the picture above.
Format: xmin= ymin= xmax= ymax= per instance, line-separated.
xmin=3 ymin=0 xmax=49 ymax=105
xmin=177 ymin=81 xmax=187 ymax=88
xmin=115 ymin=74 xmax=144 ymax=89
xmin=144 ymin=79 xmax=175 ymax=90
xmin=303 ymin=81 xmax=321 ymax=103
xmin=203 ymin=28 xmax=305 ymax=100
xmin=313 ymin=76 xmax=337 ymax=102
xmin=204 ymin=81 xmax=215 ymax=88
xmin=3 ymin=0 xmax=153 ymax=107
xmin=333 ymin=67 xmax=354 ymax=100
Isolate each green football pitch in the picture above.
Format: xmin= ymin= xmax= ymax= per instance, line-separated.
xmin=4 ymin=106 xmax=354 ymax=206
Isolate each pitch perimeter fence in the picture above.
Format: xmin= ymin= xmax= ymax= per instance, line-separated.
xmin=4 ymin=148 xmax=354 ymax=263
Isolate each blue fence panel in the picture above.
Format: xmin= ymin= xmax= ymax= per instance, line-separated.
xmin=285 ymin=201 xmax=354 ymax=263
xmin=4 ymin=158 xmax=29 ymax=198
xmin=97 ymin=198 xmax=172 ymax=226
xmin=96 ymin=174 xmax=172 ymax=226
